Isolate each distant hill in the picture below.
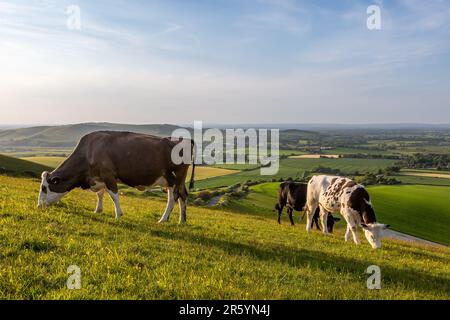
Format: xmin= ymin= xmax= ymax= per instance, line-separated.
xmin=0 ymin=154 xmax=51 ymax=178
xmin=0 ymin=123 xmax=184 ymax=148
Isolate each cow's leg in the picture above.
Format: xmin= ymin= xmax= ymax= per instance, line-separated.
xmin=341 ymin=209 xmax=360 ymax=245
xmin=305 ymin=204 xmax=316 ymax=233
xmin=287 ymin=207 xmax=295 ymax=226
xmin=177 ymin=183 xmax=188 ymax=224
xmin=345 ymin=225 xmax=352 ymax=242
xmin=158 ymin=186 xmax=175 ymax=223
xmin=319 ymin=206 xmax=330 ymax=235
xmin=106 ymin=189 xmax=122 ymax=219
xmin=94 ymin=189 xmax=105 ymax=213
xmin=276 ymin=203 xmax=284 ymax=224
xmin=313 ymin=214 xmax=321 ymax=230
xmin=178 ymin=198 xmax=187 ymax=224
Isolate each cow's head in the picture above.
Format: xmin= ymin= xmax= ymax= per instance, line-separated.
xmin=361 ymin=223 xmax=389 ymax=249
xmin=327 ymin=215 xmax=341 ymax=233
xmin=37 ymin=171 xmax=68 ymax=208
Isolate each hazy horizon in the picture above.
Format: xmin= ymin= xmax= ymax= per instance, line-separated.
xmin=1 ymin=0 xmax=450 ymax=124
xmin=1 ymin=121 xmax=450 ymax=131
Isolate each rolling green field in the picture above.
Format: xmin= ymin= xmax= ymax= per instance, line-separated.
xmin=0 ymin=175 xmax=449 ymax=299
xmin=0 ymin=154 xmax=51 ymax=177
xmin=370 ymin=185 xmax=450 ymax=245
xmin=197 ymin=158 xmax=397 ymax=189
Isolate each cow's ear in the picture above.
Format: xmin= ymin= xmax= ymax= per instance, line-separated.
xmin=41 ymin=171 xmax=49 ymax=180
xmin=50 ymin=176 xmax=61 ymax=185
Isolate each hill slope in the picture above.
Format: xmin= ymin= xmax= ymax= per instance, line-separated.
xmin=0 ymin=123 xmax=183 ymax=148
xmin=0 ymin=154 xmax=51 ymax=177
xmin=0 ymin=175 xmax=448 ymax=299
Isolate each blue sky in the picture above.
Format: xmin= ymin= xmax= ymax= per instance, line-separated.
xmin=0 ymin=0 xmax=449 ymax=124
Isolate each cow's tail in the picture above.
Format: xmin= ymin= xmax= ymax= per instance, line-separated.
xmin=189 ymin=139 xmax=196 ymax=191
xmin=301 ymin=206 xmax=308 ymax=221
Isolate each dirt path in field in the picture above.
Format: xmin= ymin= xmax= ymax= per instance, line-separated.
xmin=208 ymin=195 xmax=222 ymax=206
xmin=400 ymin=172 xmax=450 ymax=179
xmin=384 ymin=229 xmax=447 ymax=248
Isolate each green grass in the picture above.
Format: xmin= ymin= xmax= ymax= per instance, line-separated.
xmin=369 ymin=185 xmax=450 ymax=245
xmin=0 ymin=154 xmax=51 ymax=177
xmin=0 ymin=175 xmax=448 ymax=299
xmin=196 ymin=158 xmax=397 ymax=189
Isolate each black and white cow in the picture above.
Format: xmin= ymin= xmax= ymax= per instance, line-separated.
xmin=275 ymin=182 xmax=340 ymax=232
xmin=306 ymin=175 xmax=389 ymax=249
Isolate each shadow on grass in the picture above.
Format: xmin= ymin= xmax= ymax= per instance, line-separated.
xmin=150 ymin=228 xmax=450 ymax=296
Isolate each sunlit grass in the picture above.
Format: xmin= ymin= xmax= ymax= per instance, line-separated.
xmin=0 ymin=175 xmax=448 ymax=299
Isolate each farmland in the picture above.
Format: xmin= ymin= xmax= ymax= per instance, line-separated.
xmin=1 ymin=124 xmax=449 ymax=300
xmin=196 ymin=157 xmax=397 ymax=189
xmin=0 ymin=175 xmax=449 ymax=299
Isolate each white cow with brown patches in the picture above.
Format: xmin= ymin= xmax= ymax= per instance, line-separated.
xmin=306 ymin=175 xmax=389 ymax=249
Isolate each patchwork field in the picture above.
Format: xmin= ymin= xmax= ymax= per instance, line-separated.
xmin=196 ymin=158 xmax=397 ymax=189
xmin=0 ymin=175 xmax=449 ymax=299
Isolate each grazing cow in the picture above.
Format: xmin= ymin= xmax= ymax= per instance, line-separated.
xmin=275 ymin=182 xmax=340 ymax=233
xmin=37 ymin=131 xmax=195 ymax=223
xmin=306 ymin=175 xmax=389 ymax=249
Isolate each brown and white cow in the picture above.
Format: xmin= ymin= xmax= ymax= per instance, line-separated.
xmin=306 ymin=175 xmax=389 ymax=249
xmin=37 ymin=131 xmax=195 ymax=223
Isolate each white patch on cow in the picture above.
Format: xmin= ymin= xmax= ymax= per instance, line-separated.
xmin=37 ymin=171 xmax=67 ymax=208
xmin=159 ymin=187 xmax=175 ymax=223
xmin=362 ymin=223 xmax=388 ymax=249
xmin=106 ymin=189 xmax=122 ymax=219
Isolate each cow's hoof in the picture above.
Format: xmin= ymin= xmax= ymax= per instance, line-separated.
xmin=158 ymin=219 xmax=168 ymax=223
xmin=94 ymin=209 xmax=103 ymax=214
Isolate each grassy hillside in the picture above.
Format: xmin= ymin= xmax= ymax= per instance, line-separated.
xmin=370 ymin=185 xmax=450 ymax=245
xmin=0 ymin=175 xmax=448 ymax=299
xmin=0 ymin=154 xmax=50 ymax=177
xmin=0 ymin=123 xmax=183 ymax=148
